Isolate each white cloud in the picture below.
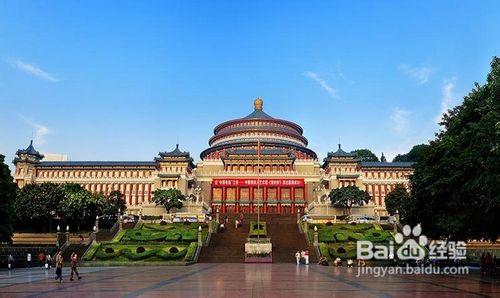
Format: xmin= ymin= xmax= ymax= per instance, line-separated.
xmin=435 ymin=78 xmax=457 ymax=124
xmin=398 ymin=64 xmax=433 ymax=85
xmin=9 ymin=59 xmax=59 ymax=82
xmin=390 ymin=107 xmax=411 ymax=133
xmin=336 ymin=61 xmax=355 ymax=84
xmin=304 ymin=71 xmax=338 ymax=98
xmin=19 ymin=115 xmax=51 ymax=145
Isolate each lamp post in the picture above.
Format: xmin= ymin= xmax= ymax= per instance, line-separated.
xmin=56 ymin=225 xmax=61 ymax=247
xmin=197 ymin=226 xmax=203 ymax=246
xmin=313 ymin=225 xmax=318 ymax=247
xmin=65 ymin=225 xmax=70 ymax=243
xmin=95 ymin=215 xmax=99 ymax=233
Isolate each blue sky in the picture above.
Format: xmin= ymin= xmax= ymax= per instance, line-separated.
xmin=1 ymin=1 xmax=499 ymax=170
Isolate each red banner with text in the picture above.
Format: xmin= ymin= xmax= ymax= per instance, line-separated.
xmin=212 ymin=178 xmax=304 ymax=187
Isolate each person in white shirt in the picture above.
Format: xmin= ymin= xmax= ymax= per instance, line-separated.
xmin=26 ymin=253 xmax=32 ymax=268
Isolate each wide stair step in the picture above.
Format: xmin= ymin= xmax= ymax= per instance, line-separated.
xmin=199 ymin=213 xmax=316 ymax=263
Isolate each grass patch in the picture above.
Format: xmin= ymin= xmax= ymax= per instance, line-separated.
xmin=307 ymin=223 xmax=393 ymax=243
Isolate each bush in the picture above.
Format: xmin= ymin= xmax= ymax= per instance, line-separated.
xmin=334 ymin=233 xmax=348 ymax=242
xmin=319 ymin=243 xmax=330 ymax=260
xmin=136 ymin=246 xmax=145 ymax=253
xmin=169 ymin=247 xmax=179 ymax=253
xmin=156 ymin=248 xmax=187 ymax=260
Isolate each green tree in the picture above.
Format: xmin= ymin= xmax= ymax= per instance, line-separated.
xmin=59 ymin=183 xmax=104 ymax=231
xmin=405 ymin=57 xmax=500 ymax=241
xmin=393 ymin=144 xmax=430 ymax=162
xmin=152 ymin=188 xmax=185 ymax=213
xmin=15 ymin=182 xmax=66 ymax=232
xmin=0 ymin=155 xmax=16 ymax=243
xmin=351 ymin=149 xmax=379 ymax=162
xmin=329 ymin=186 xmax=371 ymax=215
xmin=385 ymin=184 xmax=410 ymax=216
xmin=102 ymin=190 xmax=127 ymax=216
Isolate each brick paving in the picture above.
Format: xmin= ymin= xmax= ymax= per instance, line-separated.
xmin=0 ymin=264 xmax=498 ymax=297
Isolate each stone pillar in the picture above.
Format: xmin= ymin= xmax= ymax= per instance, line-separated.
xmin=119 ymin=216 xmax=123 ymax=231
xmin=313 ymin=226 xmax=318 ymax=247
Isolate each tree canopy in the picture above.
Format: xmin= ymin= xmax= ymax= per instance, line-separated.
xmin=14 ymin=183 xmax=125 ymax=232
xmin=404 ymin=57 xmax=500 ymax=241
xmin=328 ymin=186 xmax=371 ymax=215
xmin=384 ymin=184 xmax=410 ymax=216
xmin=0 ymin=155 xmax=16 ymax=243
xmin=152 ymin=188 xmax=185 ymax=213
xmin=393 ymin=144 xmax=430 ymax=162
xmin=351 ymin=149 xmax=379 ymax=162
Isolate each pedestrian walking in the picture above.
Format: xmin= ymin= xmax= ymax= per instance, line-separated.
xmin=55 ymin=251 xmax=63 ymax=283
xmin=7 ymin=254 xmax=14 ymax=270
xmin=46 ymin=254 xmax=53 ymax=269
xmin=38 ymin=251 xmax=45 ymax=268
xmin=26 ymin=252 xmax=32 ymax=268
xmin=70 ymin=251 xmax=82 ymax=281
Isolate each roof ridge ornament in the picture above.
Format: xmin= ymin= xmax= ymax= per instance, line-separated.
xmin=254 ymin=97 xmax=263 ymax=111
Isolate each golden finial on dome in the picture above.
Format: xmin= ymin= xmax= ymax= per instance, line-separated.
xmin=254 ymin=97 xmax=263 ymax=110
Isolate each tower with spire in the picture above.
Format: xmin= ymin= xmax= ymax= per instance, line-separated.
xmin=13 ymin=140 xmax=44 ymax=187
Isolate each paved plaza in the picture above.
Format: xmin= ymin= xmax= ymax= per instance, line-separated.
xmin=0 ymin=264 xmax=498 ymax=297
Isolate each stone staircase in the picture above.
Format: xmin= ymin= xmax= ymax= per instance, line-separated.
xmin=198 ymin=215 xmax=249 ymax=263
xmin=198 ymin=213 xmax=317 ymax=263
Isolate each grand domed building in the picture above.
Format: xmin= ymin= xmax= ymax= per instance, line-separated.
xmin=12 ymin=98 xmax=414 ymax=216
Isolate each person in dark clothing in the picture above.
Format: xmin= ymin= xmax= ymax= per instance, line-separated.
xmin=70 ymin=252 xmax=82 ymax=281
xmin=55 ymin=251 xmax=63 ymax=283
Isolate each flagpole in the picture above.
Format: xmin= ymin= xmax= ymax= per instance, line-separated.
xmin=257 ymin=139 xmax=260 ymax=239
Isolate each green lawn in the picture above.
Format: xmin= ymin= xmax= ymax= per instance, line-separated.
xmin=306 ymin=223 xmax=393 ymax=243
xmin=83 ymin=222 xmax=204 ymax=264
xmin=307 ymin=223 xmax=394 ymax=261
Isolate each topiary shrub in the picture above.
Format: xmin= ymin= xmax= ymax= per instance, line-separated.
xmin=334 ymin=233 xmax=348 ymax=242
xmin=136 ymin=246 xmax=145 ymax=253
xmin=105 ymin=247 xmax=115 ymax=254
xmin=169 ymin=247 xmax=179 ymax=253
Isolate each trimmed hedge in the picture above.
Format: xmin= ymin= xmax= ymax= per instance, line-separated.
xmin=82 ymin=243 xmax=101 ymax=261
xmin=184 ymin=242 xmax=198 ymax=262
xmin=94 ymin=246 xmax=187 ymax=261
